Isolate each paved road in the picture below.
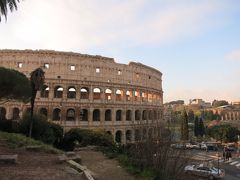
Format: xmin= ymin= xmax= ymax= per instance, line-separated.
xmin=188 ymin=150 xmax=240 ymax=179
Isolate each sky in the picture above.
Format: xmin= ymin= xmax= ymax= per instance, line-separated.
xmin=0 ymin=0 xmax=240 ymax=104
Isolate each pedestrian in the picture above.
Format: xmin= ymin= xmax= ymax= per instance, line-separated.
xmin=223 ymin=150 xmax=226 ymax=161
xmin=229 ymin=151 xmax=232 ymax=161
xmin=226 ymin=150 xmax=230 ymax=161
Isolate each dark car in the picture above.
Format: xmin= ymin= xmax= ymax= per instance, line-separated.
xmin=207 ymin=145 xmax=218 ymax=151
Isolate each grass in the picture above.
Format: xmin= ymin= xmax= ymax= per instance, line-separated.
xmin=0 ymin=131 xmax=62 ymax=154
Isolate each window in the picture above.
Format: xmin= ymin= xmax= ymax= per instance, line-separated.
xmin=136 ymin=73 xmax=139 ymax=78
xmin=118 ymin=70 xmax=122 ymax=75
xmin=70 ymin=65 xmax=75 ymax=71
xmin=96 ymin=68 xmax=100 ymax=73
xmin=17 ymin=62 xmax=23 ymax=68
xmin=44 ymin=63 xmax=49 ymax=69
xmin=149 ymin=76 xmax=151 ymax=79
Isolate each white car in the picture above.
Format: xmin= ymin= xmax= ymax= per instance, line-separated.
xmin=184 ymin=164 xmax=225 ymax=179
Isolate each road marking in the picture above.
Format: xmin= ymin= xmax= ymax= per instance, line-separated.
xmin=230 ymin=161 xmax=239 ymax=165
xmin=219 ymin=159 xmax=224 ymax=163
xmin=224 ymin=160 xmax=233 ymax=164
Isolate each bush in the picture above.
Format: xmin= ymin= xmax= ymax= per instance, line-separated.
xmin=0 ymin=119 xmax=13 ymax=132
xmin=18 ymin=113 xmax=63 ymax=146
xmin=61 ymin=128 xmax=115 ymax=151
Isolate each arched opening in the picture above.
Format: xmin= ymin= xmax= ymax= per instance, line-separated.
xmin=66 ymin=109 xmax=75 ymax=121
xmin=105 ymin=89 xmax=112 ymax=100
xmin=93 ymin=88 xmax=101 ymax=100
xmin=40 ymin=85 xmax=49 ymax=98
xmin=126 ymin=130 xmax=132 ymax=142
xmin=0 ymin=107 xmax=6 ymax=120
xmin=116 ymin=89 xmax=123 ymax=101
xmin=148 ymin=128 xmax=153 ymax=139
xmin=105 ymin=109 xmax=112 ymax=121
xmin=126 ymin=90 xmax=131 ymax=101
xmin=53 ymin=108 xmax=61 ymax=121
xmin=116 ymin=110 xmax=122 ymax=121
xmin=135 ymin=129 xmax=141 ymax=141
xmin=39 ymin=108 xmax=48 ymax=118
xmin=93 ymin=109 xmax=100 ymax=121
xmin=80 ymin=109 xmax=88 ymax=121
xmin=135 ymin=110 xmax=140 ymax=121
xmin=154 ymin=110 xmax=157 ymax=120
xmin=54 ymin=86 xmax=63 ymax=98
xmin=67 ymin=87 xmax=76 ymax=99
xmin=142 ymin=91 xmax=147 ymax=102
xmin=143 ymin=128 xmax=147 ymax=140
xmin=126 ymin=110 xmax=132 ymax=121
xmin=12 ymin=107 xmax=20 ymax=120
xmin=115 ymin=130 xmax=122 ymax=143
xmin=134 ymin=90 xmax=139 ymax=101
xmin=148 ymin=93 xmax=153 ymax=102
xmin=142 ymin=110 xmax=148 ymax=120
xmin=148 ymin=110 xmax=153 ymax=120
xmin=80 ymin=87 xmax=89 ymax=99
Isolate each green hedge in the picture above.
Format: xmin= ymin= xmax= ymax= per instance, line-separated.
xmin=61 ymin=128 xmax=115 ymax=151
xmin=18 ymin=113 xmax=63 ymax=146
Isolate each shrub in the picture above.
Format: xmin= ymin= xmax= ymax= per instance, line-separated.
xmin=18 ymin=113 xmax=63 ymax=146
xmin=0 ymin=119 xmax=12 ymax=132
xmin=61 ymin=128 xmax=115 ymax=151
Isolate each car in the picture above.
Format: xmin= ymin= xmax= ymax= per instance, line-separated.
xmin=207 ymin=145 xmax=218 ymax=151
xmin=184 ymin=163 xmax=225 ymax=179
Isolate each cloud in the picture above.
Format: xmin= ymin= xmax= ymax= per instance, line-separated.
xmin=0 ymin=0 xmax=226 ymax=51
xmin=226 ymin=49 xmax=240 ymax=62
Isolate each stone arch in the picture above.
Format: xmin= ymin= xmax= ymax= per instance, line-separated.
xmin=12 ymin=107 xmax=20 ymax=120
xmin=134 ymin=90 xmax=140 ymax=101
xmin=148 ymin=110 xmax=153 ymax=120
xmin=54 ymin=86 xmax=63 ymax=98
xmin=80 ymin=109 xmax=88 ymax=121
xmin=0 ymin=107 xmax=6 ymax=120
xmin=80 ymin=87 xmax=89 ymax=99
xmin=39 ymin=108 xmax=48 ymax=118
xmin=116 ymin=89 xmax=123 ymax=101
xmin=40 ymin=85 xmax=49 ymax=98
xmin=141 ymin=91 xmax=147 ymax=102
xmin=116 ymin=110 xmax=122 ymax=121
xmin=93 ymin=88 xmax=101 ymax=100
xmin=93 ymin=109 xmax=100 ymax=121
xmin=105 ymin=109 xmax=112 ymax=121
xmin=143 ymin=128 xmax=147 ymax=140
xmin=154 ymin=110 xmax=157 ymax=120
xmin=135 ymin=129 xmax=141 ymax=141
xmin=67 ymin=86 xmax=76 ymax=99
xmin=115 ymin=130 xmax=122 ymax=143
xmin=148 ymin=93 xmax=153 ymax=102
xmin=52 ymin=108 xmax=61 ymax=121
xmin=105 ymin=89 xmax=112 ymax=100
xmin=148 ymin=128 xmax=153 ymax=139
xmin=126 ymin=110 xmax=132 ymax=121
xmin=126 ymin=90 xmax=131 ymax=101
xmin=106 ymin=131 xmax=112 ymax=136
xmin=135 ymin=110 xmax=141 ymax=120
xmin=66 ymin=108 xmax=75 ymax=121
xmin=142 ymin=110 xmax=148 ymax=120
xmin=126 ymin=130 xmax=132 ymax=142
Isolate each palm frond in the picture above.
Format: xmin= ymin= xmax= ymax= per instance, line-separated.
xmin=0 ymin=0 xmax=20 ymax=22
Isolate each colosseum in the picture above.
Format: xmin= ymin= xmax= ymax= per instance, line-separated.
xmin=0 ymin=49 xmax=164 ymax=144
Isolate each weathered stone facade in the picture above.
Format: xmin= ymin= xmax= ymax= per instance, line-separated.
xmin=0 ymin=49 xmax=164 ymax=144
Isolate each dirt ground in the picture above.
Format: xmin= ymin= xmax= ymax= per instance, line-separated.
xmin=77 ymin=149 xmax=137 ymax=180
xmin=0 ymin=144 xmax=84 ymax=180
xmin=0 ymin=144 xmax=138 ymax=180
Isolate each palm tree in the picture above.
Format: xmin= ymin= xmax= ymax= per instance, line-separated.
xmin=0 ymin=0 xmax=20 ymax=22
xmin=29 ymin=68 xmax=45 ymax=137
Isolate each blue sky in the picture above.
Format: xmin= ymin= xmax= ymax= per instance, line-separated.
xmin=0 ymin=0 xmax=240 ymax=103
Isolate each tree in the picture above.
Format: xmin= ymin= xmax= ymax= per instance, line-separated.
xmin=194 ymin=116 xmax=199 ymax=137
xmin=181 ymin=109 xmax=189 ymax=141
xmin=0 ymin=0 xmax=20 ymax=22
xmin=207 ymin=124 xmax=240 ymax=143
xmin=198 ymin=117 xmax=205 ymax=137
xmin=29 ymin=68 xmax=45 ymax=137
xmin=188 ymin=109 xmax=194 ymax=122
xmin=0 ymin=67 xmax=31 ymax=102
